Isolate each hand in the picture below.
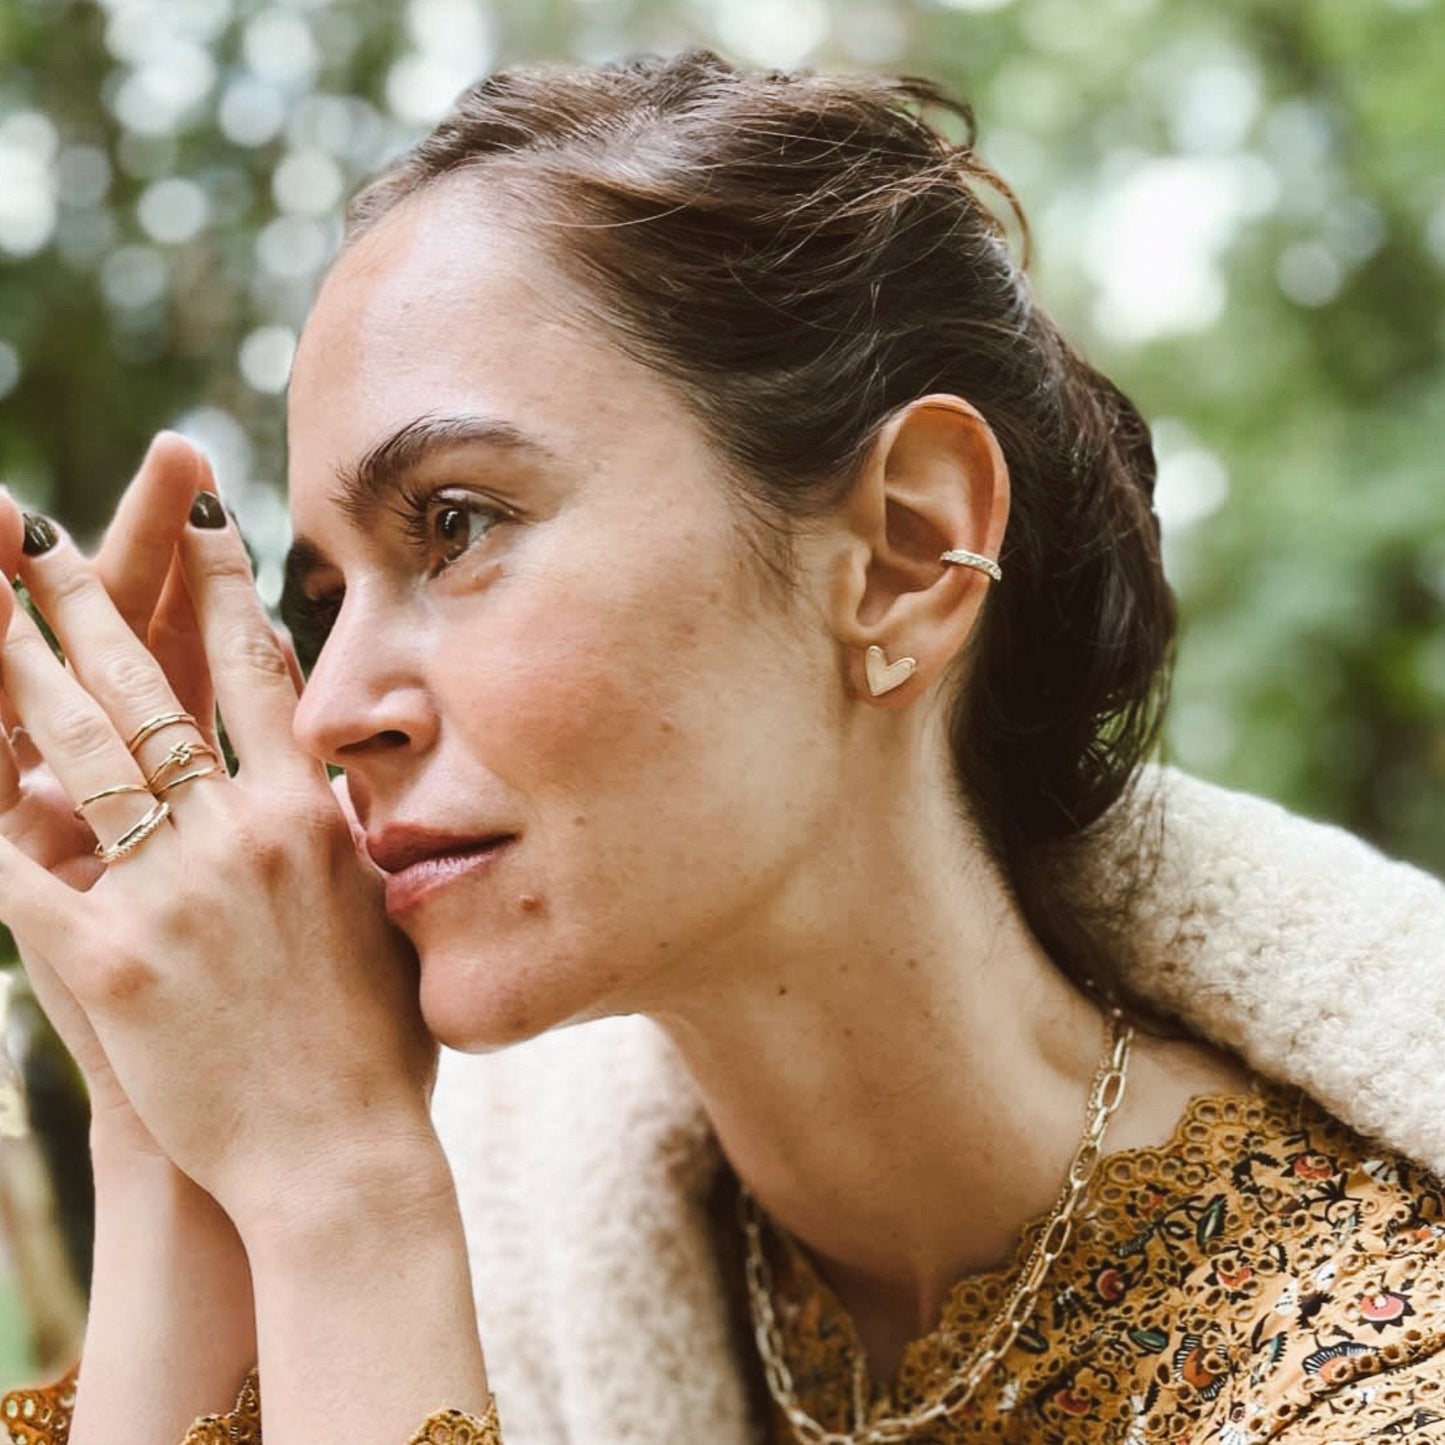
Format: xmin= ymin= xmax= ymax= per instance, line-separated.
xmin=0 ymin=494 xmax=438 ymax=1237
xmin=0 ymin=437 xmax=213 ymax=1161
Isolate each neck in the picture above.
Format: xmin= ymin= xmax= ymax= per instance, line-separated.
xmin=646 ymin=780 xmax=1249 ymax=1373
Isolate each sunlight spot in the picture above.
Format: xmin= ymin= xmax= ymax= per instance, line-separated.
xmin=137 ymin=177 xmax=209 ymax=245
xmin=239 ymin=324 xmax=297 ymax=394
xmin=712 ymin=0 xmax=830 ymax=69
xmin=1276 ymin=241 xmax=1343 ymax=307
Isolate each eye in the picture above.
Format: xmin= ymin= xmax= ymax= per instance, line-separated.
xmin=433 ymin=501 xmax=491 ymax=566
xmin=398 ymin=487 xmax=512 ymax=577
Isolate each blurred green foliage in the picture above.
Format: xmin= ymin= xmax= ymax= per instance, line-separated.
xmin=0 ymin=0 xmax=1441 ymax=875
xmin=0 ymin=1279 xmax=29 ymax=1384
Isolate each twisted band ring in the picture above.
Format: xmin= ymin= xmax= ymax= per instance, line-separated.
xmin=95 ymin=799 xmax=172 ymax=865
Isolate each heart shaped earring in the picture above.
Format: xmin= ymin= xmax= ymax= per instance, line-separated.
xmin=865 ymin=644 xmax=917 ymax=697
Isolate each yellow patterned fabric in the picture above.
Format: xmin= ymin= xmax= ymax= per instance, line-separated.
xmin=178 ymin=1369 xmax=261 ymax=1443
xmin=1 ymin=1366 xmax=74 ymax=1444
xmin=757 ymin=1082 xmax=1445 ymax=1443
xmin=0 ymin=1363 xmax=501 ymax=1443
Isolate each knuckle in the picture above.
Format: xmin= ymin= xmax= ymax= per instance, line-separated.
xmin=92 ymin=647 xmax=163 ymax=703
xmin=233 ymin=811 xmax=288 ymax=868
xmin=49 ymin=703 xmax=118 ymax=763
xmin=233 ymin=793 xmax=336 ymax=871
xmin=90 ymin=949 xmax=157 ymax=1010
xmin=39 ymin=563 xmax=100 ymax=612
xmin=226 ymin=628 xmax=292 ymax=684
xmin=197 ymin=545 xmax=253 ymax=587
xmin=5 ymin=629 xmax=60 ymax=669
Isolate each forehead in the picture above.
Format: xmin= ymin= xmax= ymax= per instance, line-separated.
xmin=286 ymin=179 xmax=663 ymax=512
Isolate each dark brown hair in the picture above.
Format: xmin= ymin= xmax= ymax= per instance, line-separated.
xmin=347 ymin=50 xmax=1175 ymax=1010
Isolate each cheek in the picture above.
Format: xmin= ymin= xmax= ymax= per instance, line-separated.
xmin=431 ymin=590 xmax=710 ymax=806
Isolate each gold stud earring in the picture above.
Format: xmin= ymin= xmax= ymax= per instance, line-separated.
xmin=865 ymin=644 xmax=916 ymax=697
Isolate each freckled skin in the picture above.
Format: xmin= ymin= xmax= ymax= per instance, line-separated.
xmin=286 ymin=180 xmax=848 ymax=1051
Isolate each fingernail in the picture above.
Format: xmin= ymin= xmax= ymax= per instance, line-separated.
xmin=189 ymin=492 xmax=226 ymax=529
xmin=21 ymin=513 xmax=57 ymax=556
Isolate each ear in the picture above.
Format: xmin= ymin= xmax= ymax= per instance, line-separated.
xmin=826 ymin=394 xmax=1008 ymax=707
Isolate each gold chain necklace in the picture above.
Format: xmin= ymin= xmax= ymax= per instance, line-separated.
xmin=738 ymin=1010 xmax=1134 ymax=1445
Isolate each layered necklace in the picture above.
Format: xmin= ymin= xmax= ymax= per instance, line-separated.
xmin=738 ymin=1010 xmax=1134 ymax=1444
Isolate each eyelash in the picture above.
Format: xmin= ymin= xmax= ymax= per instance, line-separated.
xmin=391 ymin=477 xmax=514 ymax=579
xmin=281 ymin=481 xmax=514 ymax=672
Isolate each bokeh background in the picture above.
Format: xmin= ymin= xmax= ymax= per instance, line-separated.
xmin=1 ymin=0 xmax=1442 ymax=1386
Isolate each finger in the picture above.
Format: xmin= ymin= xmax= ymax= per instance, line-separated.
xmin=1 ymin=707 xmax=42 ymax=773
xmin=0 ymin=601 xmax=157 ymax=848
xmin=275 ymin=623 xmax=305 ymax=696
xmin=0 ymin=833 xmax=84 ymax=953
xmin=93 ymin=433 xmax=207 ymax=642
xmin=12 ymin=522 xmax=213 ymax=821
xmin=0 ymin=490 xmax=22 ymax=578
xmin=1 ymin=586 xmax=45 ymax=772
xmin=179 ymin=497 xmax=318 ymax=786
xmin=0 ymin=719 xmax=18 ymax=809
xmin=0 ymin=586 xmax=23 ymax=806
xmin=149 ymin=553 xmax=216 ymax=745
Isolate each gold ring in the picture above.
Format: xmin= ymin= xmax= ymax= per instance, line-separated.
xmin=143 ymin=739 xmax=220 ymax=790
xmin=124 ymin=712 xmax=198 ymax=755
xmin=95 ymin=799 xmax=171 ymax=865
xmin=73 ymin=783 xmax=151 ymax=819
xmin=153 ymin=763 xmax=225 ymax=797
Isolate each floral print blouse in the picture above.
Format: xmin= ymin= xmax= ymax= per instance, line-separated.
xmin=753 ymin=1081 xmax=1445 ymax=1443
xmin=9 ymin=1080 xmax=1445 ymax=1443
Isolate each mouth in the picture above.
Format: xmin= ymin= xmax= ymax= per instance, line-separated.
xmin=366 ymin=829 xmax=519 ymax=916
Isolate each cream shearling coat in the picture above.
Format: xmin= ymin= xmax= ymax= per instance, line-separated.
xmin=429 ymin=767 xmax=1445 ymax=1445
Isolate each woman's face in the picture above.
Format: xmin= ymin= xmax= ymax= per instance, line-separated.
xmin=285 ymin=180 xmax=848 ymax=1049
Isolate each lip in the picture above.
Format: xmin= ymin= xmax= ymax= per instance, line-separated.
xmin=366 ymin=826 xmax=518 ymax=916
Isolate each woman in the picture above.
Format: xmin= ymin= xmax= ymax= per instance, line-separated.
xmin=2 ymin=50 xmax=1444 ymax=1445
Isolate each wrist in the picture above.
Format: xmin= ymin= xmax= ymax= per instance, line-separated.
xmin=232 ymin=1122 xmax=454 ymax=1259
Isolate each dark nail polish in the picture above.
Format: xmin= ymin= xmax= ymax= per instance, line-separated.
xmin=21 ymin=513 xmax=57 ymax=556
xmin=189 ymin=492 xmax=226 ymax=529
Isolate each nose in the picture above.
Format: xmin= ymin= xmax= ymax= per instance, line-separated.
xmin=290 ymin=591 xmax=438 ymax=774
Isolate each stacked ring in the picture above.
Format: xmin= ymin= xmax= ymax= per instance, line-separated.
xmin=95 ymin=799 xmax=172 ymax=865
xmin=124 ymin=711 xmax=198 ymax=754
xmin=73 ymin=783 xmax=152 ymax=819
xmin=142 ymin=738 xmax=221 ymax=791
xmin=154 ymin=763 xmax=225 ymax=797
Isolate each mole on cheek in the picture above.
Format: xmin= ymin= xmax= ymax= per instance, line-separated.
xmin=517 ymin=893 xmax=544 ymax=914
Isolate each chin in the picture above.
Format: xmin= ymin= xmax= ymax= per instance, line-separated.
xmin=413 ymin=935 xmax=618 ymax=1055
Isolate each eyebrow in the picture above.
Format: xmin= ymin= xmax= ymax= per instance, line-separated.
xmin=284 ymin=410 xmax=553 ymax=585
xmin=334 ymin=411 xmax=552 ymax=526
